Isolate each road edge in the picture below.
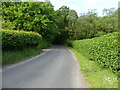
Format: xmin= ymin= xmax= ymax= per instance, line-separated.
xmin=2 ymin=47 xmax=53 ymax=70
xmin=67 ymin=47 xmax=89 ymax=88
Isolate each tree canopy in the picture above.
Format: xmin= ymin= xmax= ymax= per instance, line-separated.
xmin=2 ymin=1 xmax=118 ymax=43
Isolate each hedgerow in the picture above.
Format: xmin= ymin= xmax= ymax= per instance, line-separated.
xmin=72 ymin=32 xmax=119 ymax=72
xmin=2 ymin=30 xmax=42 ymax=50
xmin=2 ymin=2 xmax=59 ymax=42
xmin=37 ymin=39 xmax=52 ymax=49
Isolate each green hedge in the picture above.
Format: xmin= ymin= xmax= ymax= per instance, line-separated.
xmin=72 ymin=32 xmax=119 ymax=72
xmin=37 ymin=39 xmax=52 ymax=49
xmin=2 ymin=30 xmax=42 ymax=50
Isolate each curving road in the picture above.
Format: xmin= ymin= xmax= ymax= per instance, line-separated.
xmin=2 ymin=45 xmax=88 ymax=88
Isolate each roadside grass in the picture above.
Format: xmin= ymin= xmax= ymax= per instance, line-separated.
xmin=70 ymin=48 xmax=118 ymax=88
xmin=2 ymin=47 xmax=42 ymax=66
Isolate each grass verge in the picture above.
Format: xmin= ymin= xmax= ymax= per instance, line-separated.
xmin=2 ymin=47 xmax=42 ymax=66
xmin=70 ymin=48 xmax=118 ymax=88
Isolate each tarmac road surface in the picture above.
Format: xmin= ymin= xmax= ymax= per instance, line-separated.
xmin=2 ymin=45 xmax=88 ymax=88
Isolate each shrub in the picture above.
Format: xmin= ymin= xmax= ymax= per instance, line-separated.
xmin=72 ymin=32 xmax=119 ymax=72
xmin=2 ymin=2 xmax=59 ymax=42
xmin=66 ymin=39 xmax=73 ymax=47
xmin=37 ymin=39 xmax=52 ymax=49
xmin=2 ymin=29 xmax=42 ymax=50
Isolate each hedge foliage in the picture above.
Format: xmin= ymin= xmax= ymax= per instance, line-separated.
xmin=72 ymin=32 xmax=119 ymax=72
xmin=2 ymin=30 xmax=42 ymax=50
xmin=2 ymin=2 xmax=59 ymax=42
xmin=37 ymin=39 xmax=52 ymax=49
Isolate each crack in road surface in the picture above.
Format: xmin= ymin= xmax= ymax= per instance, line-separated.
xmin=2 ymin=45 xmax=88 ymax=88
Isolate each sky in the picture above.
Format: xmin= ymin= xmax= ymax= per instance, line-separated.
xmin=39 ymin=0 xmax=119 ymax=16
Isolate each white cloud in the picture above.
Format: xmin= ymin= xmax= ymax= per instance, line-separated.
xmin=84 ymin=0 xmax=102 ymax=6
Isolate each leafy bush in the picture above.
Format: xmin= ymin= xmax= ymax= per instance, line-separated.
xmin=66 ymin=39 xmax=73 ymax=47
xmin=2 ymin=2 xmax=59 ymax=42
xmin=2 ymin=30 xmax=42 ymax=50
xmin=37 ymin=39 xmax=52 ymax=49
xmin=72 ymin=32 xmax=119 ymax=72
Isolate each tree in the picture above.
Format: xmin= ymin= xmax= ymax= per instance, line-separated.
xmin=103 ymin=8 xmax=115 ymax=16
xmin=67 ymin=8 xmax=118 ymax=40
xmin=2 ymin=2 xmax=59 ymax=42
xmin=53 ymin=6 xmax=78 ymax=44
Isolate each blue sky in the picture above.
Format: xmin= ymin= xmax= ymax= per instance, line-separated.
xmin=40 ymin=0 xmax=119 ymax=16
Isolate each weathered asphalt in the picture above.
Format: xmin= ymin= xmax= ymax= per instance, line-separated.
xmin=2 ymin=45 xmax=79 ymax=88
